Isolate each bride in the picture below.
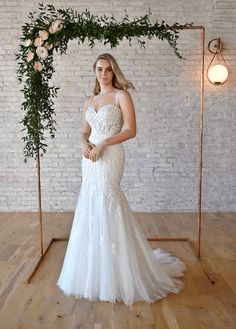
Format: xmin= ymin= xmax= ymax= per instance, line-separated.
xmin=56 ymin=53 xmax=186 ymax=305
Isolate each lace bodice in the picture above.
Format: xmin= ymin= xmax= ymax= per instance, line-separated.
xmin=86 ymin=105 xmax=124 ymax=143
xmin=85 ymin=92 xmax=124 ymax=145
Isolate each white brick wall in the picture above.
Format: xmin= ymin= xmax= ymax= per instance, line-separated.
xmin=0 ymin=0 xmax=235 ymax=211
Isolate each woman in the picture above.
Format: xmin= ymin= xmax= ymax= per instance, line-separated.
xmin=57 ymin=53 xmax=186 ymax=305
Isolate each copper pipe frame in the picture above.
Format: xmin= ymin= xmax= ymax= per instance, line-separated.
xmin=37 ymin=148 xmax=44 ymax=257
xmin=26 ymin=25 xmax=215 ymax=285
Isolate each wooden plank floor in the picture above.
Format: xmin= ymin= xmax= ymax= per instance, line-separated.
xmin=0 ymin=212 xmax=235 ymax=329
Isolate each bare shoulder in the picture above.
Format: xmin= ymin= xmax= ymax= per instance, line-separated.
xmin=117 ymin=89 xmax=134 ymax=109
xmin=117 ymin=89 xmax=132 ymax=103
xmin=118 ymin=89 xmax=131 ymax=98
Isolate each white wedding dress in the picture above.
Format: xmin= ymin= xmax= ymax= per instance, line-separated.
xmin=56 ymin=90 xmax=186 ymax=305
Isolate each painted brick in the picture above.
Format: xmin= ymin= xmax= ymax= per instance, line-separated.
xmin=0 ymin=0 xmax=235 ymax=211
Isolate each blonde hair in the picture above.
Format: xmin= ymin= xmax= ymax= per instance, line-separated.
xmin=92 ymin=53 xmax=135 ymax=95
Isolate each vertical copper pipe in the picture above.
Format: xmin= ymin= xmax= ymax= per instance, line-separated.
xmin=181 ymin=26 xmax=205 ymax=258
xmin=197 ymin=27 xmax=205 ymax=258
xmin=37 ymin=148 xmax=44 ymax=256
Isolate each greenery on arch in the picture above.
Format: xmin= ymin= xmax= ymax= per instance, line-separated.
xmin=15 ymin=3 xmax=193 ymax=163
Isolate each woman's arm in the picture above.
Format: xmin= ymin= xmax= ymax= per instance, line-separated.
xmin=81 ymin=97 xmax=91 ymax=146
xmin=102 ymin=90 xmax=136 ymax=146
xmin=81 ymin=97 xmax=95 ymax=158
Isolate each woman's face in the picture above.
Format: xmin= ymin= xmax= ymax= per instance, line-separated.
xmin=95 ymin=59 xmax=114 ymax=86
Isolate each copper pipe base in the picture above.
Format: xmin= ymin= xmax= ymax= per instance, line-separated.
xmin=25 ymin=236 xmax=215 ymax=284
xmin=25 ymin=237 xmax=67 ymax=284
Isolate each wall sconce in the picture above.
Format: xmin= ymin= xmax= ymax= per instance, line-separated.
xmin=206 ymin=38 xmax=229 ymax=86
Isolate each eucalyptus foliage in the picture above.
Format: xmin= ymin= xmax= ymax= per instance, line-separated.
xmin=15 ymin=3 xmax=192 ymax=163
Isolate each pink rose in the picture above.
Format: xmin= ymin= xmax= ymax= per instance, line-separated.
xmin=43 ymin=20 xmax=50 ymax=26
xmin=33 ymin=62 xmax=43 ymax=72
xmin=26 ymin=51 xmax=34 ymax=62
xmin=44 ymin=42 xmax=53 ymax=50
xmin=36 ymin=46 xmax=48 ymax=59
xmin=34 ymin=37 xmax=44 ymax=47
xmin=24 ymin=39 xmax=33 ymax=47
xmin=49 ymin=19 xmax=64 ymax=34
xmin=49 ymin=26 xmax=56 ymax=34
xmin=39 ymin=30 xmax=49 ymax=41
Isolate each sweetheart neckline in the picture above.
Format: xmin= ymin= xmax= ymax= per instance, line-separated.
xmin=88 ymin=104 xmax=120 ymax=115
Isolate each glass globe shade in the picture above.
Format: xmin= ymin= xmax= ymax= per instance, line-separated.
xmin=207 ymin=64 xmax=228 ymax=85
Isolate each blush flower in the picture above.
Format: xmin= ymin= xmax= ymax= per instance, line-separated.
xmin=44 ymin=42 xmax=53 ymax=50
xmin=24 ymin=39 xmax=33 ymax=47
xmin=34 ymin=37 xmax=44 ymax=47
xmin=49 ymin=19 xmax=64 ymax=34
xmin=43 ymin=20 xmax=50 ymax=26
xmin=38 ymin=30 xmax=49 ymax=41
xmin=26 ymin=51 xmax=34 ymax=62
xmin=33 ymin=62 xmax=43 ymax=72
xmin=36 ymin=46 xmax=48 ymax=59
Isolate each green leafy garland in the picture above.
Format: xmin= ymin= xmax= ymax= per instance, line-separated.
xmin=15 ymin=3 xmax=193 ymax=163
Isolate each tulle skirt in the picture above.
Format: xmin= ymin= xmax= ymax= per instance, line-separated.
xmin=56 ymin=177 xmax=186 ymax=305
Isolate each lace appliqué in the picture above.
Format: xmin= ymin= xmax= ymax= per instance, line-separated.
xmin=84 ymin=102 xmax=124 ymax=261
xmin=86 ymin=105 xmax=123 ymax=141
xmin=111 ymin=242 xmax=117 ymax=261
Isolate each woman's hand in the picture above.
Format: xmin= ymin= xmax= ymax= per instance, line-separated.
xmin=89 ymin=142 xmax=106 ymax=162
xmin=81 ymin=142 xmax=95 ymax=159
